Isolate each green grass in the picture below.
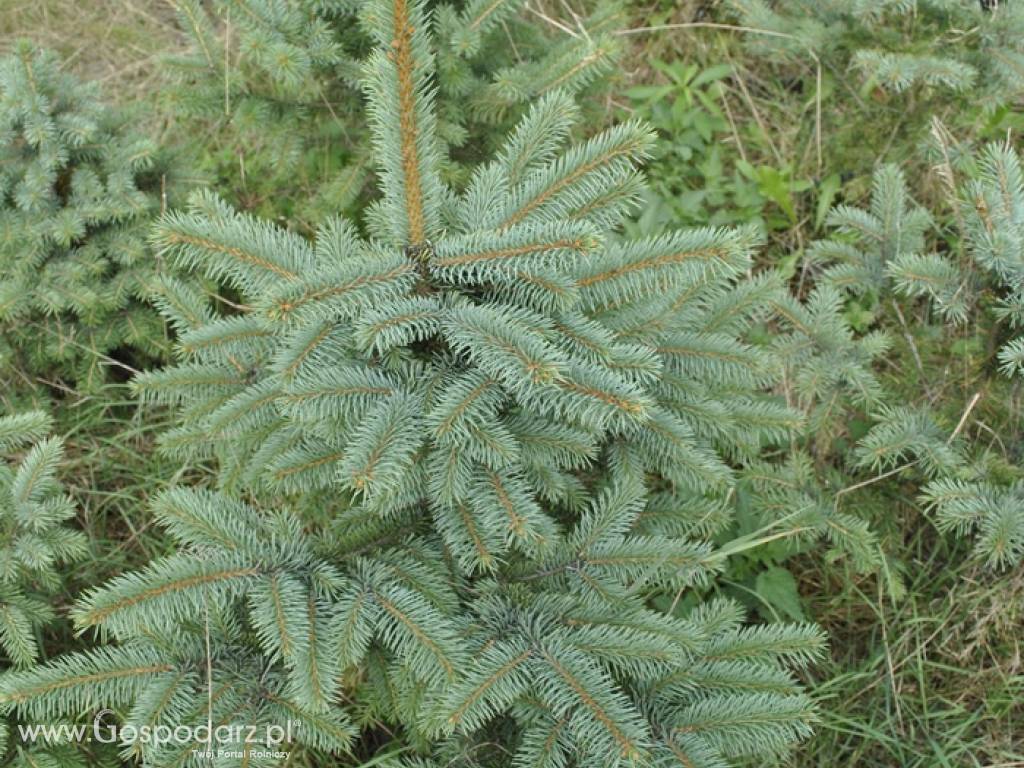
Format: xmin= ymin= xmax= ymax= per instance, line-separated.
xmin=791 ymin=524 xmax=1024 ymax=766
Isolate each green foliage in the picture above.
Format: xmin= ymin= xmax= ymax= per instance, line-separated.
xmin=163 ymin=0 xmax=367 ymax=223
xmin=0 ymin=2 xmax=831 ymax=765
xmin=0 ymin=410 xmax=92 ymax=767
xmin=922 ymin=474 xmax=1024 ymax=568
xmin=713 ymin=0 xmax=1024 ymax=203
xmin=1 ymin=488 xmax=356 ymax=764
xmin=781 ymin=135 xmax=1024 ymax=571
xmin=437 ymin=0 xmax=624 ymax=124
xmin=958 ymin=142 xmax=1024 ymax=377
xmin=811 ymin=166 xmax=927 ymax=299
xmin=813 ymin=140 xmax=1024 ymax=383
xmin=0 ymin=43 xmax=173 ymax=397
xmin=739 ymin=452 xmax=882 ymax=574
xmin=624 ymin=60 xmax=803 ymax=236
xmin=771 ymin=283 xmax=889 ymax=449
xmin=5 ymin=2 xmax=1024 ymax=766
xmin=815 ymin=163 xmax=968 ymax=322
xmin=726 ymin=0 xmax=1024 ymax=108
xmin=0 ymin=486 xmax=825 ymax=766
xmin=0 ymin=410 xmax=85 ymax=668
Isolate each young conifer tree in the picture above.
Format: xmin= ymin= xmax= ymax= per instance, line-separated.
xmin=921 ymin=472 xmax=1024 ymax=569
xmin=792 ymin=153 xmax=1024 ymax=571
xmin=833 ymin=140 xmax=1024 ymax=379
xmin=703 ymin=161 xmax=987 ymax=583
xmin=0 ymin=411 xmax=85 ymax=668
xmin=907 ymin=141 xmax=1024 ymax=569
xmin=802 ymin=163 xmax=968 ymax=324
xmin=0 ymin=2 xmax=826 ymax=765
xmin=726 ymin=0 xmax=1024 ymax=106
xmin=0 ymin=44 xmax=176 ymax=397
xmin=0 ymin=411 xmax=91 ymax=767
xmin=957 ymin=142 xmax=1024 ymax=377
xmin=730 ymin=284 xmax=892 ymax=573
